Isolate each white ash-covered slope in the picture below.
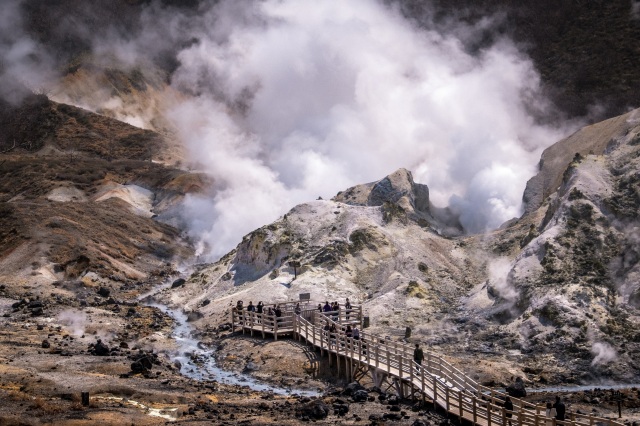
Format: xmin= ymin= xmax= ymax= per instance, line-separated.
xmin=498 ymin=108 xmax=640 ymax=382
xmin=162 ymin=168 xmax=486 ymax=334
xmin=165 ymin=109 xmax=640 ymax=385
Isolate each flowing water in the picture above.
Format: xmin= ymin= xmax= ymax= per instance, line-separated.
xmin=143 ymin=299 xmax=319 ymax=397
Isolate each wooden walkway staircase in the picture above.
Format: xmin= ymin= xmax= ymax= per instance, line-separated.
xmin=231 ymin=303 xmax=623 ymax=426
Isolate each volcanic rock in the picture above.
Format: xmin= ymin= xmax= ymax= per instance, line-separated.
xmin=506 ymin=377 xmax=527 ymax=398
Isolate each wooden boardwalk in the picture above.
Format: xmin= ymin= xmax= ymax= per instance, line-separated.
xmin=231 ymin=303 xmax=623 ymax=426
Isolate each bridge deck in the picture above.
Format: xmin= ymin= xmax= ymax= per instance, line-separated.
xmin=231 ymin=304 xmax=622 ymax=426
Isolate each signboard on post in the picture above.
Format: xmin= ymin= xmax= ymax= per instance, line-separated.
xmin=288 ymin=260 xmax=301 ymax=279
xmin=299 ymin=293 xmax=311 ymax=302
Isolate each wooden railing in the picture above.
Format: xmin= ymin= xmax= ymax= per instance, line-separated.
xmin=291 ymin=313 xmax=624 ymax=426
xmin=230 ymin=301 xmax=362 ymax=340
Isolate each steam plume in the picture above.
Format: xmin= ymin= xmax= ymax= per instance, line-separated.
xmin=58 ymin=309 xmax=87 ymax=337
xmin=1 ymin=0 xmax=577 ymax=260
xmin=591 ymin=342 xmax=617 ymax=366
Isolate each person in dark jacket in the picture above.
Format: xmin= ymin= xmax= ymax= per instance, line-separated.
xmin=413 ymin=343 xmax=424 ymax=367
xmin=274 ymin=305 xmax=282 ymax=321
xmin=503 ymin=396 xmax=514 ymax=426
xmin=553 ymin=395 xmax=566 ymax=421
xmin=256 ymin=301 xmax=263 ymax=314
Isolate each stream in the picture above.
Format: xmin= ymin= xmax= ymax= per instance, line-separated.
xmin=142 ymin=299 xmax=319 ymax=397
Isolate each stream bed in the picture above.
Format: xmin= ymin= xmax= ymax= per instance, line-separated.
xmin=145 ymin=300 xmax=319 ymax=397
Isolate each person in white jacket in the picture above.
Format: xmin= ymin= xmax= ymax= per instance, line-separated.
xmin=545 ymin=401 xmax=557 ymax=426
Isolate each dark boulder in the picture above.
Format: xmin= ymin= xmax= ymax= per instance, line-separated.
xmin=186 ymin=311 xmax=203 ymax=322
xmin=333 ymin=403 xmax=349 ymax=416
xmin=343 ymin=382 xmax=366 ymax=396
xmin=171 ymin=278 xmax=186 ymax=288
xmin=296 ymin=400 xmax=330 ymax=420
xmin=90 ymin=339 xmax=110 ymax=356
xmin=506 ymin=377 xmax=527 ymax=398
xmin=353 ymin=390 xmax=369 ymax=402
xmin=41 ymin=339 xmax=50 ymax=348
xmin=97 ymin=287 xmax=110 ymax=298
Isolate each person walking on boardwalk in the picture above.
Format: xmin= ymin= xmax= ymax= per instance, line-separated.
xmin=545 ymin=401 xmax=556 ymax=426
xmin=294 ymin=303 xmax=301 ymax=315
xmin=503 ymin=396 xmax=514 ymax=426
xmin=344 ymin=298 xmax=352 ymax=320
xmin=323 ymin=301 xmax=332 ymax=314
xmin=256 ymin=301 xmax=263 ymax=314
xmin=553 ymin=396 xmax=566 ymax=421
xmin=247 ymin=301 xmax=255 ymax=312
xmin=413 ymin=343 xmax=424 ymax=368
xmin=352 ymin=325 xmax=360 ymax=340
xmin=274 ymin=305 xmax=282 ymax=323
xmin=332 ymin=301 xmax=340 ymax=321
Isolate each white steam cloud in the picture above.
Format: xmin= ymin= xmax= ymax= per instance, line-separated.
xmin=58 ymin=309 xmax=87 ymax=337
xmin=2 ymin=0 xmax=576 ymax=260
xmin=0 ymin=0 xmax=56 ymax=102
xmin=487 ymin=257 xmax=518 ymax=303
xmin=163 ymin=0 xmax=571 ymax=258
xmin=590 ymin=341 xmax=617 ymax=366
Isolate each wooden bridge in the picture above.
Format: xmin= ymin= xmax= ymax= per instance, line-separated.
xmin=231 ymin=302 xmax=623 ymax=426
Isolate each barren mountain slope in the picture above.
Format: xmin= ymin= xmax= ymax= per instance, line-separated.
xmin=0 ymin=97 xmax=211 ymax=327
xmin=164 ymin=109 xmax=640 ymax=386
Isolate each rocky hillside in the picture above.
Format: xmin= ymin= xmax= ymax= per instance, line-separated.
xmin=0 ymin=96 xmax=206 ymax=301
xmin=163 ymin=108 xmax=640 ymax=386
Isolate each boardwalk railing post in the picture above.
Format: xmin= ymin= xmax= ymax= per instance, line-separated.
xmin=274 ymin=314 xmax=278 ymax=340
xmin=433 ymin=376 xmax=438 ymax=409
xmin=487 ymin=402 xmax=492 ymax=426
xmin=473 ymin=397 xmax=477 ymax=424
xmin=445 ymin=386 xmax=450 ymax=412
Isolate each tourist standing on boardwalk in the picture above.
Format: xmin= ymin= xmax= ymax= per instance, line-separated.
xmin=256 ymin=301 xmax=263 ymax=314
xmin=503 ymin=396 xmax=514 ymax=426
xmin=545 ymin=402 xmax=556 ymax=426
xmin=274 ymin=305 xmax=282 ymax=323
xmin=294 ymin=303 xmax=301 ymax=315
xmin=247 ymin=301 xmax=255 ymax=312
xmin=345 ymin=298 xmax=352 ymax=320
xmin=553 ymin=396 xmax=566 ymax=421
xmin=323 ymin=301 xmax=332 ymax=314
xmin=413 ymin=343 xmax=424 ymax=367
xmin=352 ymin=325 xmax=360 ymax=340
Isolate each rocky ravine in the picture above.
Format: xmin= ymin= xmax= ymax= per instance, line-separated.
xmin=165 ymin=108 xmax=640 ymax=389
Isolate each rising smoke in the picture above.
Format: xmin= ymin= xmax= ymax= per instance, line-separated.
xmin=591 ymin=341 xmax=618 ymax=366
xmin=2 ymin=0 xmax=576 ymax=260
xmin=166 ymin=0 xmax=573 ymax=258
xmin=58 ymin=309 xmax=87 ymax=337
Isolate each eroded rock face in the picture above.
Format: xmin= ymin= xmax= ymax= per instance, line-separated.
xmin=367 ymin=168 xmax=430 ymax=214
xmin=334 ymin=168 xmax=430 ymax=218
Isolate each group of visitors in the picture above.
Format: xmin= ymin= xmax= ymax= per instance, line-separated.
xmin=318 ymin=298 xmax=353 ymax=321
xmin=546 ymin=396 xmax=566 ymax=422
xmin=234 ymin=300 xmax=282 ymax=323
xmin=323 ymin=320 xmax=361 ymax=348
xmin=500 ymin=394 xmax=566 ymax=426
